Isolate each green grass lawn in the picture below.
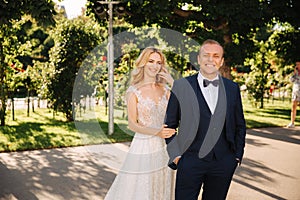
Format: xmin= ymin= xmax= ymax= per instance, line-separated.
xmin=0 ymin=97 xmax=298 ymax=152
xmin=0 ymin=106 xmax=133 ymax=152
xmin=243 ymin=97 xmax=299 ymax=128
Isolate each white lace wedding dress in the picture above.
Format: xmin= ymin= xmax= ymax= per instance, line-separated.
xmin=104 ymin=86 xmax=175 ymax=200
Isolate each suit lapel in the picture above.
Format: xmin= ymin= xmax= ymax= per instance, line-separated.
xmin=186 ymin=75 xmax=200 ymax=117
xmin=221 ymin=77 xmax=230 ymax=120
xmin=216 ymin=75 xmax=227 ymax=114
xmin=188 ymin=73 xmax=212 ymax=114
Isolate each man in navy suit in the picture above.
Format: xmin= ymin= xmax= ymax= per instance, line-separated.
xmin=165 ymin=39 xmax=246 ymax=200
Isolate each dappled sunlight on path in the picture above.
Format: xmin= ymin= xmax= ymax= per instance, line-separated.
xmin=0 ymin=127 xmax=299 ymax=200
xmin=0 ymin=146 xmax=116 ymax=200
xmin=228 ymin=126 xmax=300 ymax=200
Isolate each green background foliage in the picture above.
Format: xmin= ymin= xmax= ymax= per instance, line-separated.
xmin=0 ymin=0 xmax=299 ymax=128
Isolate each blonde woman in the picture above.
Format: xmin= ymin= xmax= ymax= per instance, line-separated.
xmin=104 ymin=47 xmax=176 ymax=200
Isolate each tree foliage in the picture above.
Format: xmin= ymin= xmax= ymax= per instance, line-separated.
xmin=245 ymin=41 xmax=270 ymax=108
xmin=0 ymin=0 xmax=55 ymax=126
xmin=86 ymin=0 xmax=299 ymax=74
xmin=0 ymin=0 xmax=56 ymax=26
xmin=243 ymin=23 xmax=298 ymax=107
xmin=271 ymin=23 xmax=300 ymax=64
xmin=86 ymin=0 xmax=300 ymax=110
xmin=47 ymin=17 xmax=102 ymax=121
xmin=9 ymin=16 xmax=54 ymax=90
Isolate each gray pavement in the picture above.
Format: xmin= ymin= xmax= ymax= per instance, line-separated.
xmin=0 ymin=126 xmax=299 ymax=200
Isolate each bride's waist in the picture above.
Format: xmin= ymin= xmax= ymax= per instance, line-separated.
xmin=134 ymin=132 xmax=161 ymax=139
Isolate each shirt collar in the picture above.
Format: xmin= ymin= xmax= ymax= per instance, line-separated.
xmin=197 ymin=71 xmax=219 ymax=82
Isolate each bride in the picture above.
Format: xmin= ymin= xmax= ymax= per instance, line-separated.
xmin=104 ymin=47 xmax=176 ymax=200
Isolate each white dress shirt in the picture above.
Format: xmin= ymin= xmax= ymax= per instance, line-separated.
xmin=197 ymin=72 xmax=219 ymax=114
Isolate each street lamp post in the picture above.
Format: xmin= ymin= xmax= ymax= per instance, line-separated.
xmin=95 ymin=1 xmax=121 ymax=135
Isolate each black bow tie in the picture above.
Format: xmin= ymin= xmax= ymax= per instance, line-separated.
xmin=203 ymin=79 xmax=219 ymax=87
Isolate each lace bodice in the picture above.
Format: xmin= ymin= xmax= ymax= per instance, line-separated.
xmin=126 ymin=85 xmax=169 ymax=129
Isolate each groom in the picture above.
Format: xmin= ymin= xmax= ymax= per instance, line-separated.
xmin=165 ymin=39 xmax=246 ymax=200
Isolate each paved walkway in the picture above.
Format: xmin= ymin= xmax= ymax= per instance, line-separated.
xmin=0 ymin=126 xmax=299 ymax=200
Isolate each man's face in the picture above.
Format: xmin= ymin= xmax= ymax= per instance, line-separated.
xmin=197 ymin=43 xmax=224 ymax=78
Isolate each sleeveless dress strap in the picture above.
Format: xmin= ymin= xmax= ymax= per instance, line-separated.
xmin=126 ymin=85 xmax=142 ymax=101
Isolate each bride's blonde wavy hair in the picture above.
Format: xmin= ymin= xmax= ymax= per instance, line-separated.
xmin=130 ymin=47 xmax=168 ymax=86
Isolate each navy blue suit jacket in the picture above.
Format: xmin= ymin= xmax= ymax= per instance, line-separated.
xmin=165 ymin=74 xmax=246 ymax=168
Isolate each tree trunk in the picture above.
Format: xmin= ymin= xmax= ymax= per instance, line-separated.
xmin=0 ymin=33 xmax=6 ymax=126
xmin=219 ymin=65 xmax=232 ymax=79
xmin=221 ymin=34 xmax=233 ymax=80
xmin=31 ymin=96 xmax=35 ymax=113
xmin=27 ymin=90 xmax=30 ymax=117
xmin=12 ymin=97 xmax=15 ymax=121
xmin=0 ymin=86 xmax=6 ymax=126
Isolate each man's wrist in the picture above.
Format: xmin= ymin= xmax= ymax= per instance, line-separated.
xmin=173 ymin=156 xmax=181 ymax=165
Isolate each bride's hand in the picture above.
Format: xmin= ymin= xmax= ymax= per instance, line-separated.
xmin=157 ymin=71 xmax=174 ymax=87
xmin=156 ymin=125 xmax=176 ymax=138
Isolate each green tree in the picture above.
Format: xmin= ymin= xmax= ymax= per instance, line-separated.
xmin=8 ymin=16 xmax=55 ymax=116
xmin=244 ymin=20 xmax=299 ymax=108
xmin=271 ymin=22 xmax=300 ymax=64
xmin=47 ymin=17 xmax=101 ymax=121
xmin=0 ymin=0 xmax=55 ymax=126
xmin=86 ymin=0 xmax=299 ymax=77
xmin=245 ymin=42 xmax=270 ymax=108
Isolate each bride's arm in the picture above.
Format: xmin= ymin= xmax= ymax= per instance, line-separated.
xmin=126 ymin=91 xmax=160 ymax=135
xmin=127 ymin=91 xmax=175 ymax=138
